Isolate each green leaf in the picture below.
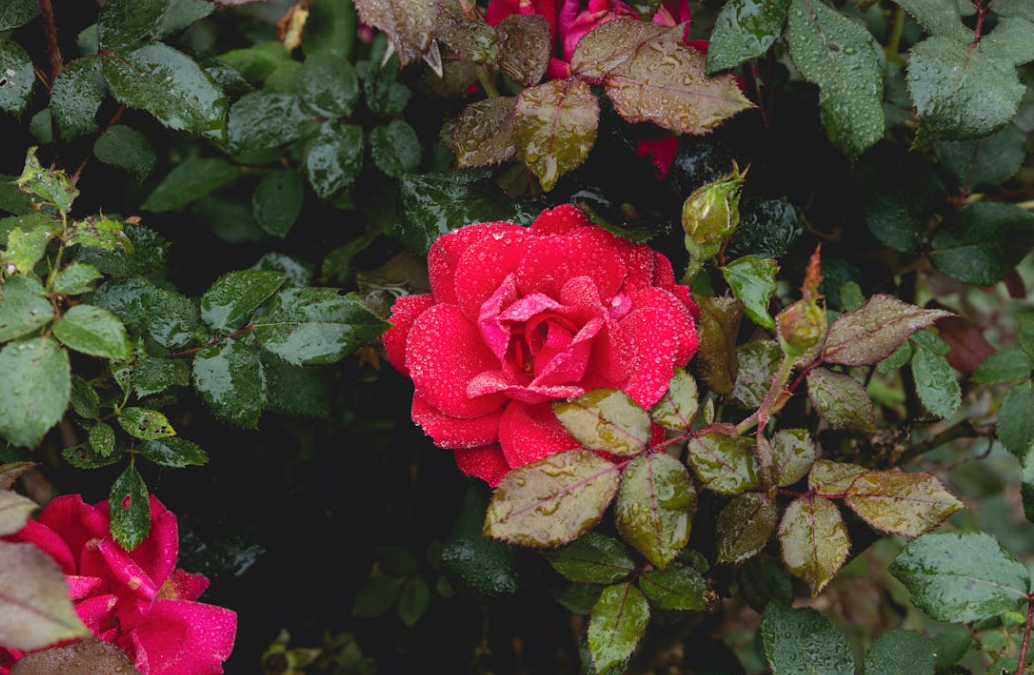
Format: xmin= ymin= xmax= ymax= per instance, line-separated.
xmin=890 ymin=532 xmax=1030 ymax=622
xmin=69 ymin=218 xmax=138 ymax=257
xmin=137 ymin=437 xmax=208 ymax=468
xmin=108 ymin=462 xmax=151 ymax=551
xmin=217 ymin=41 xmax=290 ymax=83
xmin=88 ymin=422 xmax=115 ymax=457
xmin=301 ymin=121 xmax=364 ymax=199
xmin=15 ymin=149 xmax=77 ymax=215
xmin=53 ymin=263 xmax=102 ymax=295
xmin=303 ymin=0 xmax=357 ymax=59
xmin=118 ymin=407 xmax=174 ymax=441
xmin=843 ymin=470 xmax=963 ymax=536
xmin=615 ymin=453 xmax=697 ymax=569
xmin=357 ymin=51 xmax=410 ymax=117
xmin=2 ymin=226 xmax=53 ymax=274
xmin=157 ymin=0 xmax=212 ymax=38
xmin=695 ymin=296 xmax=744 ymax=396
xmin=495 ymin=14 xmax=550 ymax=85
xmin=856 ymin=149 xmax=945 ymax=253
xmin=298 ymin=53 xmax=359 ymax=118
xmin=227 ymin=92 xmax=306 ymax=154
xmin=715 ymin=492 xmax=778 ymax=564
xmin=0 ymin=275 xmax=54 ymax=341
xmin=262 ymin=355 xmax=332 ymax=419
xmin=553 ymin=389 xmax=652 ymax=457
xmin=353 ymin=0 xmax=436 ymax=67
xmin=934 ymin=124 xmax=1026 ymax=190
xmin=451 ymin=97 xmax=518 ymax=169
xmin=103 ymin=43 xmax=228 ymax=140
xmin=63 ymin=445 xmax=122 ymax=469
xmin=52 ymin=305 xmax=131 ymax=360
xmin=69 ymin=375 xmax=100 ymax=419
xmin=97 ymin=0 xmax=168 ymax=49
xmin=722 ymin=255 xmax=778 ymax=330
xmin=557 ymin=583 xmax=605 ymax=614
xmin=786 ymin=0 xmax=883 ymax=156
xmin=807 ymin=367 xmax=876 ymax=433
xmin=484 ymin=450 xmax=622 ymax=548
xmin=973 ymin=349 xmax=1033 ymax=384
xmin=398 ymin=576 xmax=431 ymax=627
xmin=907 ymin=36 xmax=1025 ymax=141
xmin=253 ymin=288 xmax=389 ymax=366
xmin=778 ymin=495 xmax=850 ymax=596
xmin=998 ymin=379 xmax=1034 ymax=457
xmin=893 ymin=0 xmax=971 ymax=41
xmin=544 ymin=532 xmax=635 ymax=584
xmin=739 ymin=556 xmax=793 ymax=612
xmin=706 ymin=0 xmax=791 ymax=73
xmin=93 ymin=125 xmax=156 ymax=182
xmin=192 ymin=339 xmax=266 ymax=428
xmin=252 ymin=170 xmax=303 ymax=238
xmin=513 ymin=79 xmax=599 ymax=192
xmin=877 ymin=341 xmax=913 ymax=374
xmin=587 ymin=582 xmax=650 ymax=675
xmin=978 ymin=17 xmax=1034 ymax=65
xmin=638 ymin=562 xmax=712 ymax=611
xmin=0 ymin=39 xmax=33 ymax=115
xmin=1021 ymin=314 xmax=1034 ymax=359
xmin=824 ymin=295 xmax=952 ymax=368
xmin=730 ymin=340 xmax=782 ymax=409
xmin=352 ymin=575 xmax=403 ymax=617
xmin=761 ymin=603 xmax=854 ymax=675
xmin=200 ymin=270 xmax=284 ymax=331
xmin=771 ymin=428 xmax=816 ymax=487
xmin=442 ymin=484 xmax=518 ymax=599
xmin=911 ymin=347 xmax=961 ymax=418
xmin=863 ymin=630 xmax=937 ymax=675
xmin=0 ymin=489 xmax=37 ymax=536
xmin=50 ymin=58 xmax=106 ymax=140
xmin=649 ymin=368 xmax=699 ymax=431
xmin=370 ymin=120 xmax=421 ymax=178
xmin=994 ymin=0 xmax=1034 ymax=20
xmin=143 ymin=158 xmax=239 ymax=213
xmin=253 ymin=252 xmax=314 ymax=288
xmin=133 ymin=356 xmax=190 ymax=397
xmin=0 ymin=0 xmax=38 ymax=31
xmin=143 ymin=289 xmax=198 ymax=349
xmin=686 ymin=432 xmax=761 ymax=495
xmin=726 ymin=198 xmax=803 ymax=259
xmin=0 ymin=338 xmax=69 ymax=447
xmin=930 ymin=202 xmax=1034 ymax=285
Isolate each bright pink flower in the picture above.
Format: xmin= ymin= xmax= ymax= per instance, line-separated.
xmin=0 ymin=495 xmax=236 ymax=675
xmin=384 ymin=206 xmax=699 ymax=486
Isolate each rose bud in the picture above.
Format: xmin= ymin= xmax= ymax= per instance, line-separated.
xmin=777 ymin=298 xmax=828 ymax=357
xmin=680 ymin=162 xmax=748 ymax=266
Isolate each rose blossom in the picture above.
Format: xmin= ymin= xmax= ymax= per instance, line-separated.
xmin=0 ymin=495 xmax=236 ymax=675
xmin=384 ymin=205 xmax=699 ymax=485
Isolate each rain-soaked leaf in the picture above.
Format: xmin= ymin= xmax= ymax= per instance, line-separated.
xmin=571 ymin=20 xmax=753 ymax=134
xmin=862 ymin=630 xmax=937 ymax=675
xmin=615 ymin=453 xmax=697 ymax=569
xmin=809 ymin=459 xmax=867 ymax=495
xmin=0 ymin=337 xmax=70 ymax=448
xmin=716 ymin=492 xmax=778 ymax=564
xmin=10 ymin=638 xmax=141 ymax=675
xmin=806 ymin=367 xmax=876 ymax=433
xmin=442 ymin=484 xmax=519 ymax=599
xmin=353 ymin=0 xmax=437 ymax=66
xmin=587 ymin=582 xmax=650 ymax=674
xmin=436 ymin=0 xmax=498 ymax=64
xmin=911 ymin=347 xmax=961 ymax=418
xmin=452 ymin=97 xmax=517 ymax=168
xmin=484 ymin=450 xmax=621 ymax=547
xmin=0 ymin=489 xmax=36 ymax=536
xmin=554 ymin=389 xmax=651 ymax=456
xmin=707 ymin=0 xmax=791 ymax=74
xmin=0 ymin=275 xmax=54 ymax=342
xmin=723 ymin=255 xmax=779 ymax=330
xmin=192 ymin=339 xmax=266 ymax=428
xmin=822 ymin=295 xmax=951 ymax=366
xmin=771 ymin=428 xmax=817 ymax=487
xmin=200 ymin=270 xmax=285 ymax=331
xmin=890 ymin=532 xmax=1030 ymax=623
xmin=544 ymin=532 xmax=635 ymax=584
xmin=0 ymin=540 xmax=89 ymax=650
xmin=514 ymin=79 xmax=599 ymax=192
xmin=694 ymin=296 xmax=744 ymax=396
xmin=843 ymin=470 xmax=962 ymax=537
xmin=686 ymin=432 xmax=760 ymax=495
xmin=649 ymin=367 xmax=699 ymax=431
xmin=637 ymin=561 xmax=712 ymax=611
xmin=730 ymin=340 xmax=782 ymax=409
xmin=778 ymin=495 xmax=849 ymax=596
xmin=109 ymin=462 xmax=151 ymax=551
xmin=998 ymin=379 xmax=1034 ymax=457
xmin=496 ymin=14 xmax=550 ymax=85
xmin=929 ymin=202 xmax=1034 ymax=286
xmin=761 ymin=603 xmax=854 ymax=675
xmin=117 ymin=407 xmax=175 ymax=441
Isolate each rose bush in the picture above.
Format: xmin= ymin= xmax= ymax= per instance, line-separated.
xmin=384 ymin=205 xmax=699 ymax=485
xmin=0 ymin=495 xmax=236 ymax=675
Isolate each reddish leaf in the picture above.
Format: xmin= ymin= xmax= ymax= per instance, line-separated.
xmin=11 ymin=639 xmax=141 ymax=675
xmin=778 ymin=495 xmax=849 ymax=597
xmin=936 ymin=315 xmax=994 ymax=375
xmin=822 ymin=295 xmax=952 ymax=366
xmin=514 ymin=79 xmax=600 ymax=191
xmin=0 ymin=541 xmax=90 ymax=650
xmin=843 ymin=470 xmax=963 ymax=537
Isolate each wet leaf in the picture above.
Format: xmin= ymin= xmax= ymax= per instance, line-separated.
xmin=806 ymin=367 xmax=875 ymax=433
xmin=649 ymin=367 xmax=699 ymax=431
xmin=0 ymin=0 xmax=38 ymax=31
xmin=398 ymin=576 xmax=431 ymax=627
xmin=10 ymin=639 xmax=141 ymax=675
xmin=436 ymin=0 xmax=498 ymax=64
xmin=730 ymin=340 xmax=782 ymax=409
xmin=370 ymin=120 xmax=421 ymax=178
xmin=0 ymin=540 xmax=89 ymax=650
xmin=15 ymin=149 xmax=77 ymax=214
xmin=514 ymin=79 xmax=599 ymax=192
xmin=771 ymin=428 xmax=816 ymax=487
xmin=716 ymin=492 xmax=778 ymax=564
xmin=3 ymin=225 xmax=53 ymax=274
xmin=553 ymin=389 xmax=651 ymax=457
xmin=843 ymin=471 xmax=963 ymax=536
xmin=637 ymin=562 xmax=711 ymax=611
xmin=930 ymin=202 xmax=1034 ymax=285
xmin=144 ymin=289 xmax=198 ymax=349
xmin=739 ymin=556 xmax=793 ymax=611
xmin=442 ymin=485 xmax=518 ymax=599
xmin=934 ymin=124 xmax=1026 ymax=190
xmin=587 ymin=582 xmax=650 ymax=674
xmin=88 ymin=422 xmax=115 ymax=457
xmin=686 ymin=432 xmax=760 ymax=495
xmin=484 ymin=450 xmax=621 ymax=547
xmin=998 ymin=379 xmax=1034 ymax=457
xmin=352 ymin=575 xmax=403 ymax=617
xmin=544 ymin=532 xmax=635 ymax=584
xmin=823 ymin=295 xmax=951 ymax=366
xmin=137 ymin=437 xmax=207 ymax=469
xmin=51 ymin=57 xmax=106 ymax=140
xmin=723 ymin=255 xmax=778 ymax=330
xmin=54 ymin=262 xmax=102 ymax=295
xmin=353 ymin=0 xmax=436 ymax=66
xmin=572 ymin=20 xmax=752 ymax=134
xmin=778 ymin=495 xmax=849 ymax=596
xmin=890 ymin=532 xmax=1030 ymax=622
xmin=262 ymin=355 xmax=332 ymax=419
xmin=863 ymin=629 xmax=936 ymax=675
xmin=707 ymin=0 xmax=790 ymax=73
xmin=496 ymin=14 xmax=550 ymax=85
xmin=0 ymin=39 xmax=32 ymax=116
xmin=694 ymin=296 xmax=744 ymax=396
xmin=302 ymin=0 xmax=357 ymax=59
xmin=0 ymin=275 xmax=54 ymax=342
xmin=808 ymin=459 xmax=867 ymax=495
xmin=192 ymin=339 xmax=266 ymax=428
xmin=615 ymin=453 xmax=697 ymax=569
xmin=726 ymin=198 xmax=803 ymax=259
xmin=911 ymin=347 xmax=961 ymax=418
xmin=301 ymin=121 xmax=364 ymax=199
xmin=856 ymin=148 xmax=945 ymax=254
xmin=52 ymin=305 xmax=131 ymax=360
xmin=227 ymin=92 xmax=306 ymax=154
xmin=0 ymin=337 xmax=70 ymax=448
xmin=894 ymin=0 xmax=971 ymax=41
xmin=972 ymin=349 xmax=1033 ymax=384
xmin=118 ymin=407 xmax=175 ymax=441
xmin=252 ymin=169 xmax=303 ymax=238
xmin=0 ymin=489 xmax=36 ymax=536
xmin=109 ymin=462 xmax=150 ymax=551
xmin=143 ymin=158 xmax=239 ymax=213
xmin=298 ymin=53 xmax=359 ymax=117
xmin=761 ymin=603 xmax=854 ymax=675
xmin=97 ymin=0 xmax=167 ymax=49
xmin=452 ymin=97 xmax=517 ymax=168
xmin=200 ymin=270 xmax=285 ymax=331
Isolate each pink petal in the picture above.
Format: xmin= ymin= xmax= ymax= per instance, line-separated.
xmin=517 ymin=227 xmax=628 ymax=300
xmin=66 ymin=575 xmax=103 ymax=600
xmin=427 ymin=222 xmax=524 ymax=306
xmin=529 ymin=204 xmax=590 ymax=236
xmin=486 ymin=0 xmax=521 ymax=25
xmin=477 ymin=275 xmax=520 ymax=361
xmin=631 ymin=287 xmax=699 ymax=364
xmin=499 ymin=401 xmax=580 ymax=468
xmin=159 ymin=569 xmax=210 ymax=602
xmin=619 ymin=306 xmax=681 ymax=408
xmin=547 ymin=57 xmax=572 ymax=79
xmin=407 ymin=304 xmax=507 ymax=418
xmin=126 ymin=496 xmax=178 ymax=590
xmin=652 ymin=0 xmax=691 ymax=25
xmin=412 ymin=395 xmax=503 ymax=449
xmin=96 ymin=538 xmax=159 ymax=601
xmin=468 ymin=370 xmax=585 ymax=404
xmin=37 ymin=495 xmax=108 ymax=561
xmin=671 ymin=284 xmax=700 ymax=321
xmin=384 ymin=294 xmax=435 ymax=375
xmin=635 ymin=130 xmax=680 ymax=179
xmin=453 ymin=445 xmax=511 ymax=486
xmin=653 ymin=251 xmax=676 ymax=289
xmin=75 ymin=594 xmax=118 ymax=635
xmin=128 ymin=600 xmax=237 ymax=675
xmin=454 ymin=229 xmax=528 ymax=320
xmin=11 ymin=519 xmax=76 ymax=575
xmin=532 ymin=318 xmax=601 ymax=386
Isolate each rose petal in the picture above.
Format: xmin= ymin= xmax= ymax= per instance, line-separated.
xmin=631 ymin=287 xmax=699 ymax=364
xmin=427 ymin=222 xmax=524 ymax=305
xmin=95 ymin=496 xmax=178 ymax=591
xmin=96 ymin=539 xmax=159 ymax=601
xmin=532 ymin=318 xmax=601 ymax=386
xmin=11 ymin=519 xmax=76 ymax=575
xmin=620 ymin=306 xmax=681 ymax=408
xmin=384 ymin=294 xmax=435 ymax=375
xmin=158 ymin=569 xmax=210 ymax=602
xmin=37 ymin=495 xmax=108 ymax=560
xmin=412 ymin=395 xmax=503 ymax=449
xmin=499 ymin=401 xmax=580 ymax=468
xmin=75 ymin=594 xmax=118 ymax=635
xmin=529 ymin=204 xmax=591 ymax=236
xmin=517 ymin=227 xmax=628 ymax=300
xmin=455 ymin=229 xmax=528 ymax=320
xmin=468 ymin=370 xmax=585 ymax=404
xmin=453 ymin=445 xmax=511 ymax=486
xmin=635 ymin=130 xmax=679 ymax=179
xmin=66 ymin=575 xmax=103 ymax=601
xmin=477 ymin=275 xmax=520 ymax=361
xmin=128 ymin=600 xmax=237 ymax=675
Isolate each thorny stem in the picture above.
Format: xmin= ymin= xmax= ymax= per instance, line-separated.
xmin=1016 ymin=595 xmax=1034 ymax=675
xmin=170 ymin=324 xmax=257 ymax=358
xmin=38 ymin=0 xmax=62 ymax=81
xmin=899 ymin=419 xmax=986 ymax=463
xmin=973 ymin=0 xmax=988 ymax=45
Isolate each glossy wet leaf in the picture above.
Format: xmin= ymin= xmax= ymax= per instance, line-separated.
xmin=553 ymin=389 xmax=651 ymax=456
xmin=442 ymin=484 xmax=518 ymax=599
xmin=370 ymin=120 xmax=421 ymax=178
xmin=0 ymin=275 xmax=54 ymax=342
xmin=894 ymin=0 xmax=971 ymax=41
xmin=353 ymin=0 xmax=436 ymax=66
xmin=723 ymin=255 xmax=778 ymax=330
xmin=0 ymin=338 xmax=69 ymax=447
xmin=979 ymin=17 xmax=1034 ymax=64
xmin=716 ymin=492 xmax=778 ymax=564
xmin=707 ymin=0 xmax=791 ymax=73
xmin=823 ymin=295 xmax=951 ymax=366
xmin=252 ymin=170 xmax=303 ymax=238
xmin=638 ymin=562 xmax=712 ymax=611
xmin=103 ymin=43 xmax=228 ymax=140
xmin=649 ymin=368 xmax=699 ymax=431
xmin=972 ymin=349 xmax=1033 ymax=384
xmin=299 ymin=53 xmax=359 ymax=117
xmin=192 ymin=339 xmax=266 ymax=428
xmin=484 ymin=450 xmax=621 ymax=548
xmin=544 ymin=532 xmax=635 ymax=584
xmin=890 ymin=531 xmax=1030 ymax=622
xmin=2 ymin=226 xmax=53 ymax=274
xmin=118 ymin=407 xmax=175 ymax=441
xmin=144 ymin=289 xmax=198 ymax=349
xmin=94 ymin=125 xmax=156 ymax=183
xmin=452 ymin=97 xmax=517 ymax=168
xmin=227 ymin=92 xmax=306 ymax=154
xmin=109 ymin=462 xmax=151 ymax=551
xmin=843 ymin=470 xmax=962 ymax=537
xmin=806 ymin=367 xmax=875 ymax=433
xmin=761 ymin=602 xmax=854 ymax=675
xmin=136 ymin=438 xmax=208 ymax=469
xmin=70 ymin=218 xmax=138 ymax=258
xmin=0 ymin=0 xmax=38 ymax=31
xmin=15 ymin=149 xmax=78 ymax=214
xmin=9 ymin=638 xmax=142 ymax=675
xmin=51 ymin=57 xmax=106 ymax=140
xmin=729 ymin=340 xmax=781 ymax=409
xmin=143 ymin=158 xmax=239 ymax=213
xmin=262 ymin=355 xmax=332 ymax=419
xmin=998 ymin=379 xmax=1034 ymax=457
xmin=200 ymin=270 xmax=284 ymax=331
xmin=69 ymin=376 xmax=100 ymax=419
xmin=587 ymin=582 xmax=650 ymax=675
xmin=52 ymin=305 xmax=131 ymax=360
xmin=686 ymin=432 xmax=760 ymax=495
xmin=615 ymin=453 xmax=696 ymax=569
xmin=572 ymin=20 xmax=752 ymax=135
xmin=856 ymin=149 xmax=945 ymax=254
xmin=436 ymin=0 xmax=498 ymax=64
xmin=0 ymin=489 xmax=36 ymax=536
xmin=786 ymin=0 xmax=883 ymax=156
xmin=863 ymin=630 xmax=937 ymax=675
xmin=0 ymin=540 xmax=89 ymax=650
xmin=53 ymin=263 xmax=102 ymax=296
xmin=808 ymin=459 xmax=867 ymax=495
xmin=778 ymin=495 xmax=849 ymax=596
xmin=302 ymin=121 xmax=364 ymax=199
xmin=930 ymin=202 xmax=1034 ymax=285
xmin=726 ymin=198 xmax=803 ymax=259
xmin=496 ymin=14 xmax=550 ymax=85
xmin=97 ymin=0 xmax=167 ymax=49
xmin=771 ymin=428 xmax=816 ymax=487
xmin=695 ymin=296 xmax=744 ymax=396
xmin=88 ymin=422 xmax=115 ymax=457
xmin=934 ymin=124 xmax=1026 ymax=190
xmin=514 ymin=79 xmax=599 ymax=192
xmin=911 ymin=347 xmax=961 ymax=418
xmin=0 ymin=39 xmax=32 ymax=116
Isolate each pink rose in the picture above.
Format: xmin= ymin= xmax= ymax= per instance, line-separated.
xmin=1 ymin=495 xmax=236 ymax=675
xmin=384 ymin=205 xmax=699 ymax=486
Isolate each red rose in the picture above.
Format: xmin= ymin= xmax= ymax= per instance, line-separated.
xmin=384 ymin=205 xmax=699 ymax=485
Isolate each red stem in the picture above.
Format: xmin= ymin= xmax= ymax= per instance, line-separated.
xmin=170 ymin=324 xmax=256 ymax=358
xmin=37 ymin=0 xmax=62 ymax=81
xmin=1016 ymin=595 xmax=1034 ymax=675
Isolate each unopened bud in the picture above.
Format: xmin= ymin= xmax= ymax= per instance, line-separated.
xmin=777 ymin=299 xmax=827 ymax=357
xmin=681 ymin=162 xmax=747 ymax=257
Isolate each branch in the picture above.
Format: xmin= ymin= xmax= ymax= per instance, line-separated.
xmin=38 ymin=0 xmax=62 ymax=82
xmin=1016 ymin=595 xmax=1034 ymax=675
